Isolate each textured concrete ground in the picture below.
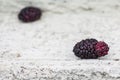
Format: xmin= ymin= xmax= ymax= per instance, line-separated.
xmin=0 ymin=0 xmax=120 ymax=80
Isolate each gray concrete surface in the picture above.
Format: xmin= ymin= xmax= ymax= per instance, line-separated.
xmin=0 ymin=0 xmax=120 ymax=80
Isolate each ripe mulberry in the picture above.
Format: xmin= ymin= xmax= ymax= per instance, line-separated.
xmin=18 ymin=6 xmax=42 ymax=22
xmin=73 ymin=38 xmax=109 ymax=59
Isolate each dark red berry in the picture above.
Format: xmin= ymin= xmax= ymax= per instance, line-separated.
xmin=95 ymin=41 xmax=109 ymax=57
xmin=73 ymin=39 xmax=109 ymax=59
xmin=18 ymin=6 xmax=42 ymax=22
xmin=73 ymin=39 xmax=98 ymax=59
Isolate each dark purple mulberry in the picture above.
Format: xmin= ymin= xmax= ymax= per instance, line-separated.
xmin=73 ymin=39 xmax=98 ymax=59
xmin=95 ymin=41 xmax=109 ymax=57
xmin=73 ymin=38 xmax=109 ymax=59
xmin=18 ymin=6 xmax=42 ymax=22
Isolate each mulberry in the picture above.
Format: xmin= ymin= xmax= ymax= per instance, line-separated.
xmin=18 ymin=6 xmax=42 ymax=22
xmin=73 ymin=38 xmax=109 ymax=59
xmin=95 ymin=41 xmax=109 ymax=57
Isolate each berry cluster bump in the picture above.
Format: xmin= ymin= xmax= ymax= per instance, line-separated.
xmin=73 ymin=38 xmax=109 ymax=59
xmin=18 ymin=6 xmax=42 ymax=22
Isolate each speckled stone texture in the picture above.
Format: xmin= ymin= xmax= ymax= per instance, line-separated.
xmin=0 ymin=0 xmax=120 ymax=80
xmin=0 ymin=60 xmax=120 ymax=80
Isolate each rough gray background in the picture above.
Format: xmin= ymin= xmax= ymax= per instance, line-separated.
xmin=0 ymin=0 xmax=120 ymax=80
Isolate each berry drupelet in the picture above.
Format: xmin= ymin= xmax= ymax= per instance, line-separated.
xmin=73 ymin=38 xmax=109 ymax=59
xmin=18 ymin=6 xmax=42 ymax=22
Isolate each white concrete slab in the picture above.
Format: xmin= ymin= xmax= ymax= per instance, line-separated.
xmin=0 ymin=0 xmax=120 ymax=79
